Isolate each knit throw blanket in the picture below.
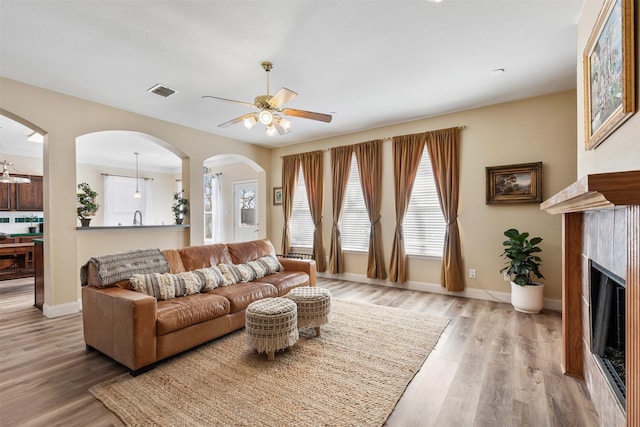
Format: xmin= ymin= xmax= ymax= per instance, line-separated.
xmin=80 ymin=248 xmax=169 ymax=287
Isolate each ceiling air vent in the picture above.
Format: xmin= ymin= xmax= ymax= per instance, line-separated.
xmin=147 ymin=84 xmax=176 ymax=97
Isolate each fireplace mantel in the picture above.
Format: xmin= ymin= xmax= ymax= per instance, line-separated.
xmin=541 ymin=170 xmax=640 ymax=214
xmin=540 ymin=170 xmax=639 ymax=426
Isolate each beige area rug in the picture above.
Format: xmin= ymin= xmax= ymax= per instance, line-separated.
xmin=90 ymin=299 xmax=450 ymax=427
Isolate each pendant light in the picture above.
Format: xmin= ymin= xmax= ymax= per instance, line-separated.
xmin=0 ymin=160 xmax=31 ymax=184
xmin=133 ymin=152 xmax=141 ymax=198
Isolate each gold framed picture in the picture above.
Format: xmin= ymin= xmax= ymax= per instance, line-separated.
xmin=486 ymin=162 xmax=542 ymax=204
xmin=273 ymin=187 xmax=282 ymax=206
xmin=584 ymin=0 xmax=635 ymax=150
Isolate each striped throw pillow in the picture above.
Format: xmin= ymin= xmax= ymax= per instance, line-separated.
xmin=129 ymin=272 xmax=202 ymax=300
xmin=193 ymin=266 xmax=228 ymax=291
xmin=256 ymin=255 xmax=284 ymax=274
xmin=218 ymin=263 xmax=256 ymax=283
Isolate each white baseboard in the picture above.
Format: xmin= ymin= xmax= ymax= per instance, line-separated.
xmin=317 ymin=271 xmax=562 ymax=312
xmin=43 ymin=300 xmax=81 ymax=318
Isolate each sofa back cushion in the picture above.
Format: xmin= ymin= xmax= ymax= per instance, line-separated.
xmin=227 ymin=239 xmax=276 ymax=264
xmin=178 ymin=244 xmax=233 ymax=271
xmin=162 ymin=249 xmax=186 ymax=273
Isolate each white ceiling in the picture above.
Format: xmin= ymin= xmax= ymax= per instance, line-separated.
xmin=0 ymin=0 xmax=584 ymax=164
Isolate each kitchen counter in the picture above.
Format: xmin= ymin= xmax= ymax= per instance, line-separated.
xmin=76 ymin=224 xmax=189 ymax=231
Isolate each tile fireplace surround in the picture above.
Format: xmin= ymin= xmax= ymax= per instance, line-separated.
xmin=541 ymin=170 xmax=640 ymax=427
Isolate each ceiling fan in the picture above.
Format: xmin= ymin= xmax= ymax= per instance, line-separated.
xmin=203 ymin=61 xmax=332 ymax=136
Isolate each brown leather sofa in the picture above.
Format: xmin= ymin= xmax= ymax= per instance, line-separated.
xmin=82 ymin=239 xmax=316 ymax=373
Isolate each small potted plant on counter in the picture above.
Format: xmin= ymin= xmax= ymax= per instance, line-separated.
xmin=77 ymin=182 xmax=100 ymax=227
xmin=172 ymin=190 xmax=189 ymax=225
xmin=499 ymin=228 xmax=545 ymax=314
xmin=26 ymin=215 xmax=39 ymax=233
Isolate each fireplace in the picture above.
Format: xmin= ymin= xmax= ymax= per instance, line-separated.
xmin=590 ymin=261 xmax=626 ymax=406
xmin=540 ymin=170 xmax=640 ymax=426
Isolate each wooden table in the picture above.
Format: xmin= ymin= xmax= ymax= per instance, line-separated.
xmin=0 ymin=242 xmax=35 ymax=280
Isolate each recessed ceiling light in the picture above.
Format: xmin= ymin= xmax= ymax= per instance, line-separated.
xmin=27 ymin=132 xmax=43 ymax=143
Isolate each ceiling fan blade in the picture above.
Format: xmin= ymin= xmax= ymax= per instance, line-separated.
xmin=269 ymin=87 xmax=298 ymax=108
xmin=283 ymin=108 xmax=332 ymax=123
xmin=202 ymin=95 xmax=255 ymax=109
xmin=218 ymin=113 xmax=254 ymax=128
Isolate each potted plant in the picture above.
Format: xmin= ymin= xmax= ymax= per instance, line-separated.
xmin=499 ymin=228 xmax=545 ymax=313
xmin=77 ymin=182 xmax=100 ymax=227
xmin=172 ymin=190 xmax=189 ymax=224
xmin=26 ymin=215 xmax=39 ymax=233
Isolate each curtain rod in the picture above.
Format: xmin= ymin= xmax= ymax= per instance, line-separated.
xmin=101 ymin=173 xmax=154 ymax=181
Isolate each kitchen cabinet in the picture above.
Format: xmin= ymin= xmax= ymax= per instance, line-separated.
xmin=0 ymin=175 xmax=43 ymax=211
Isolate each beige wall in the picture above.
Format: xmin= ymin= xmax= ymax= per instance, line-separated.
xmin=0 ymin=77 xmax=270 ymax=316
xmin=577 ymin=0 xmax=640 ymax=176
xmin=268 ymin=91 xmax=578 ymax=301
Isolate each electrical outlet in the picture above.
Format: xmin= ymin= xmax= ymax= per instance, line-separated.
xmin=469 ymin=269 xmax=476 ymax=279
xmin=503 ymin=273 xmax=511 ymax=282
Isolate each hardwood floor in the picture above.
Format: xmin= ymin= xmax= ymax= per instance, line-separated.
xmin=0 ymin=277 xmax=599 ymax=426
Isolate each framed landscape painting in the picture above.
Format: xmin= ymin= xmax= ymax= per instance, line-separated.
xmin=486 ymin=162 xmax=542 ymax=204
xmin=584 ymin=0 xmax=635 ymax=150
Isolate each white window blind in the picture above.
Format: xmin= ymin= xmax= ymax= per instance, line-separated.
xmin=289 ymin=165 xmax=314 ymax=248
xmin=103 ymin=175 xmax=154 ymax=226
xmin=340 ymin=153 xmax=369 ymax=252
xmin=403 ymin=149 xmax=446 ymax=257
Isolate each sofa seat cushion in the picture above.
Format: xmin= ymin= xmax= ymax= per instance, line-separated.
xmin=254 ymin=271 xmax=310 ymax=296
xmin=156 ymin=293 xmax=230 ymax=336
xmin=210 ymin=281 xmax=277 ymax=313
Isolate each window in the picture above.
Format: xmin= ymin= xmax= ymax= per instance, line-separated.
xmin=403 ymin=149 xmax=446 ymax=257
xmin=340 ymin=153 xmax=369 ymax=252
xmin=290 ymin=165 xmax=314 ymax=248
xmin=103 ymin=175 xmax=154 ymax=226
xmin=204 ymin=173 xmax=221 ymax=243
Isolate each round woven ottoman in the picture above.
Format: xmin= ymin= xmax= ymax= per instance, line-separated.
xmin=286 ymin=286 xmax=332 ymax=337
xmin=245 ymin=297 xmax=298 ymax=360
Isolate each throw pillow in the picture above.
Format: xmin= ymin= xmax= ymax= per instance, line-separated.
xmin=257 ymin=254 xmax=284 ymax=274
xmin=130 ymin=272 xmax=202 ymax=300
xmin=193 ymin=266 xmax=228 ymax=291
xmin=218 ymin=263 xmax=256 ymax=283
xmin=247 ymin=259 xmax=268 ymax=279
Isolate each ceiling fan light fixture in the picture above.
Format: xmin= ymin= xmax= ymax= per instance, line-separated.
xmin=265 ymin=124 xmax=277 ymax=136
xmin=243 ymin=115 xmax=257 ymax=129
xmin=279 ymin=117 xmax=292 ymax=132
xmin=258 ymin=110 xmax=273 ymax=125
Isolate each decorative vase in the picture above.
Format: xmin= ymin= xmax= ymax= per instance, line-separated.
xmin=510 ymin=281 xmax=544 ymax=314
xmin=80 ymin=218 xmax=91 ymax=227
xmin=176 ymin=218 xmax=183 ymax=225
xmin=28 ymin=226 xmax=37 ymax=234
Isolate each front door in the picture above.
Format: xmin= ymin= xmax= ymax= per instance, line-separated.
xmin=233 ymin=180 xmax=258 ymax=242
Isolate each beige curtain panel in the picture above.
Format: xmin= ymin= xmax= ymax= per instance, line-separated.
xmin=329 ymin=145 xmax=354 ymax=274
xmin=354 ymin=140 xmax=386 ymax=280
xmin=281 ymin=155 xmax=300 ymax=256
xmin=426 ymin=127 xmax=465 ymax=292
xmin=389 ymin=134 xmax=425 ymax=283
xmin=300 ymin=151 xmax=326 ymax=272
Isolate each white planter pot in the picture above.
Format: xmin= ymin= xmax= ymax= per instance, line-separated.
xmin=510 ymin=281 xmax=544 ymax=314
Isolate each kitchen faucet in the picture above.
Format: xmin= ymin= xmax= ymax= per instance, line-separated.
xmin=133 ymin=210 xmax=142 ymax=226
